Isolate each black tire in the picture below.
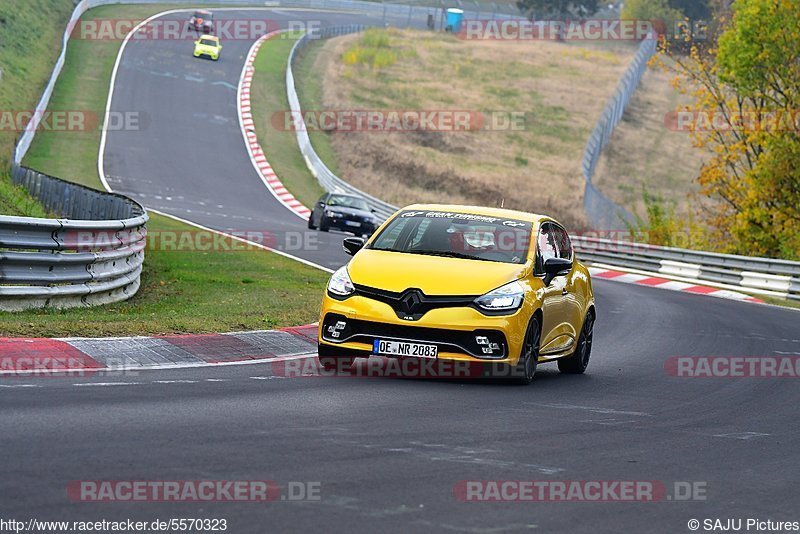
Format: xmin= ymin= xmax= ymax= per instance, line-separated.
xmin=319 ymin=216 xmax=330 ymax=232
xmin=558 ymin=311 xmax=594 ymax=374
xmin=509 ymin=317 xmax=541 ymax=385
xmin=307 ymin=213 xmax=316 ymax=230
xmin=317 ymin=344 xmax=355 ymax=373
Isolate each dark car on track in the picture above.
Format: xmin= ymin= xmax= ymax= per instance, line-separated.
xmin=189 ymin=10 xmax=214 ymax=33
xmin=308 ymin=193 xmax=379 ymax=236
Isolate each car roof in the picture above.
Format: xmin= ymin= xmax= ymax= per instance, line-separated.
xmin=399 ymin=203 xmax=552 ymax=225
xmin=199 ymin=35 xmax=220 ymax=42
xmin=195 ymin=10 xmax=211 ymax=15
xmin=327 ymin=193 xmax=363 ymax=200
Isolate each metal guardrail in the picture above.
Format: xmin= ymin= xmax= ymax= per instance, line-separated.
xmin=1 ymin=165 xmax=148 ymax=311
xmin=5 ymin=0 xmax=155 ymax=311
xmin=572 ymin=236 xmax=800 ymax=301
xmin=581 ymin=34 xmax=657 ymax=231
xmin=287 ymin=25 xmax=400 ymax=220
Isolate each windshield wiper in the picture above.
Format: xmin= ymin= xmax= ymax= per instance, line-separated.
xmin=405 ymin=249 xmax=502 ymax=262
xmin=370 ymin=247 xmax=506 ymax=263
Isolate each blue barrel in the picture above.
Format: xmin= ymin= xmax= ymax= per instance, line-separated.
xmin=446 ymin=8 xmax=464 ymax=33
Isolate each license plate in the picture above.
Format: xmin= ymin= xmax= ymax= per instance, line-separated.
xmin=344 ymin=220 xmax=361 ymax=227
xmin=373 ymin=339 xmax=438 ymax=359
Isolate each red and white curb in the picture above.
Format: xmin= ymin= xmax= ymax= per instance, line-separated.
xmin=238 ymin=31 xmax=311 ymax=220
xmin=588 ymin=266 xmax=765 ymax=304
xmin=0 ymin=325 xmax=318 ymax=376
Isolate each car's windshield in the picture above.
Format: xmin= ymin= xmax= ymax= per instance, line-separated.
xmin=327 ymin=195 xmax=370 ymax=211
xmin=368 ymin=210 xmax=532 ymax=264
xmin=200 ymin=38 xmax=217 ymax=47
xmin=194 ymin=11 xmax=211 ymax=19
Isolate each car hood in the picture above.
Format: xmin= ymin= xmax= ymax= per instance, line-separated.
xmin=348 ymin=249 xmax=529 ymax=296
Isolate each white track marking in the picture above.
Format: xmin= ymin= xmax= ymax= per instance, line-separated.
xmin=713 ymin=432 xmax=771 ymax=440
xmin=148 ymin=208 xmax=333 ymax=273
xmin=73 ymin=382 xmax=142 ymax=387
xmin=0 ymin=352 xmax=317 ymax=377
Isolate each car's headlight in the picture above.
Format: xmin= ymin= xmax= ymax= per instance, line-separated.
xmin=327 ymin=266 xmax=355 ymax=297
xmin=325 ymin=210 xmax=343 ymax=218
xmin=474 ymin=280 xmax=525 ymax=312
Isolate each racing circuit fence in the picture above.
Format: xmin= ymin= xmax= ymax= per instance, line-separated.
xmin=286 ymin=21 xmax=657 ymax=226
xmin=581 ymin=33 xmax=657 ymax=231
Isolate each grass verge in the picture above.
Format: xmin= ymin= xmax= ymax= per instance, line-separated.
xmin=0 ymin=0 xmax=76 ymax=215
xmin=250 ymin=34 xmax=325 ymax=207
xmin=1 ymin=5 xmax=328 ymax=336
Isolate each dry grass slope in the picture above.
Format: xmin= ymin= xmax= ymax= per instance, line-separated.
xmin=313 ymin=29 xmax=637 ymax=228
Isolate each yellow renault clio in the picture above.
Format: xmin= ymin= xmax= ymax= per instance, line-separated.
xmin=318 ymin=205 xmax=596 ymax=384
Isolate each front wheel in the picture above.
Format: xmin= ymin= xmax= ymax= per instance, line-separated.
xmin=509 ymin=317 xmax=540 ymax=385
xmin=558 ymin=311 xmax=594 ymax=374
xmin=319 ymin=216 xmax=330 ymax=232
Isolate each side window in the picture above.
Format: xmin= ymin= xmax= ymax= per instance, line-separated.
xmin=551 ymin=225 xmax=572 ymax=260
xmin=537 ymin=223 xmax=558 ymax=267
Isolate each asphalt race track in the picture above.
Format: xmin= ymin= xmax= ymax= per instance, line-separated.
xmin=2 ymin=8 xmax=799 ymax=534
xmin=102 ymin=9 xmax=420 ymax=270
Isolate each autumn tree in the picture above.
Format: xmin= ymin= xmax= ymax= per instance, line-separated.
xmin=665 ymin=0 xmax=799 ymax=259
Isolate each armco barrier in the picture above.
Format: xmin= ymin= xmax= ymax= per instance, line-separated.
xmin=287 ymin=26 xmax=399 ymax=220
xmin=572 ymin=236 xmax=800 ymax=301
xmin=1 ymin=165 xmax=147 ymax=311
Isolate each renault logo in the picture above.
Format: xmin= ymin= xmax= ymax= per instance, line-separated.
xmin=399 ymin=290 xmax=423 ymax=314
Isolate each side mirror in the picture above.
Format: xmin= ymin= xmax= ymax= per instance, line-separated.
xmin=542 ymin=257 xmax=572 ymax=286
xmin=342 ymin=237 xmax=365 ymax=256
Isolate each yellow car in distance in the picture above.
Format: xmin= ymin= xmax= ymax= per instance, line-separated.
xmin=193 ymin=35 xmax=222 ymax=61
xmin=318 ymin=205 xmax=596 ymax=384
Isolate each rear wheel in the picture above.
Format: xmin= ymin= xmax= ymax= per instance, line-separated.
xmin=509 ymin=317 xmax=540 ymax=385
xmin=307 ymin=213 xmax=317 ymax=230
xmin=558 ymin=311 xmax=594 ymax=374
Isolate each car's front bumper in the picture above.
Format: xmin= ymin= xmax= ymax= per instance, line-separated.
xmin=324 ymin=216 xmax=376 ymax=235
xmin=318 ymin=293 xmax=529 ymax=366
xmin=193 ymin=48 xmax=218 ymax=59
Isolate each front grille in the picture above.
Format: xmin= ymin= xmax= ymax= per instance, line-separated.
xmin=353 ymin=284 xmax=478 ymax=321
xmin=321 ymin=313 xmax=508 ymax=359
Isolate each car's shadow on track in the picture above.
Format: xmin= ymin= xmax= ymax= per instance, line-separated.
xmin=284 ymin=356 xmax=591 ymax=388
